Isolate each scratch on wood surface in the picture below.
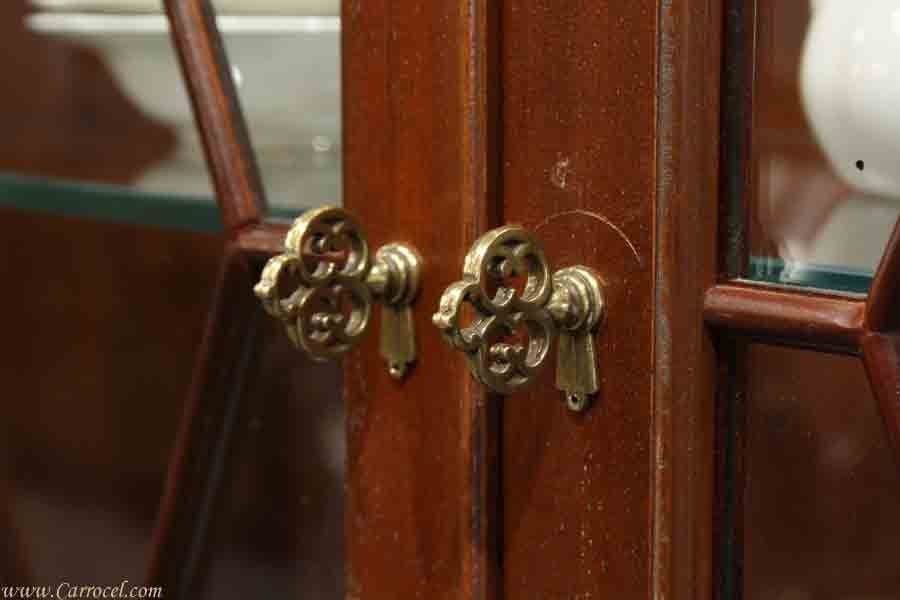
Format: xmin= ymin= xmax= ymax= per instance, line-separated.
xmin=535 ymin=208 xmax=643 ymax=266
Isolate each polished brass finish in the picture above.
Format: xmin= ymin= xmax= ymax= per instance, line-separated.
xmin=373 ymin=243 xmax=422 ymax=378
xmin=254 ymin=206 xmax=422 ymax=378
xmin=432 ymin=225 xmax=604 ymax=410
xmin=552 ymin=266 xmax=605 ymax=411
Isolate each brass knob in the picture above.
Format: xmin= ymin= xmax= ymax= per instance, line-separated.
xmin=254 ymin=206 xmax=423 ymax=379
xmin=432 ymin=225 xmax=605 ymax=411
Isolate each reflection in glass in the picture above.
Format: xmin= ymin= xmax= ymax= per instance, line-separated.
xmin=0 ymin=0 xmax=345 ymax=591
xmin=21 ymin=0 xmax=341 ymax=223
xmin=0 ymin=209 xmax=221 ymax=585
xmin=748 ymin=1 xmax=900 ymax=292
xmin=742 ymin=345 xmax=900 ymax=598
xmin=196 ymin=319 xmax=344 ymax=599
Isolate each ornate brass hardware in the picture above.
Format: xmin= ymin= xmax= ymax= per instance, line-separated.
xmin=432 ymin=225 xmax=605 ymax=411
xmin=254 ymin=206 xmax=422 ymax=379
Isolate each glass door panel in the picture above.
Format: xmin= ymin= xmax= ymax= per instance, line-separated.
xmin=195 ymin=320 xmax=344 ymax=599
xmin=735 ymin=0 xmax=900 ymax=294
xmin=1 ymin=0 xmax=345 ymax=593
xmin=735 ymin=344 xmax=900 ymax=598
xmin=0 ymin=208 xmax=222 ymax=583
xmin=9 ymin=0 xmax=341 ymax=231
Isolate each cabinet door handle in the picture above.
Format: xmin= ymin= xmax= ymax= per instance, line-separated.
xmin=432 ymin=225 xmax=605 ymax=411
xmin=254 ymin=206 xmax=423 ymax=379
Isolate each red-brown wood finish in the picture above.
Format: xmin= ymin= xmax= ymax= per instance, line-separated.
xmin=703 ymin=218 xmax=900 ymax=476
xmin=162 ymin=0 xmax=267 ymax=234
xmin=654 ymin=2 xmax=721 ymax=598
xmin=237 ymin=222 xmax=291 ymax=258
xmin=862 ymin=220 xmax=900 ymax=468
xmin=499 ymin=0 xmax=652 ymax=590
xmin=497 ymin=1 xmax=718 ymax=598
xmin=865 ymin=220 xmax=900 ymax=333
xmin=861 ymin=333 xmax=900 ymax=468
xmin=705 ymin=283 xmax=866 ymax=353
xmin=342 ymin=0 xmax=500 ymax=597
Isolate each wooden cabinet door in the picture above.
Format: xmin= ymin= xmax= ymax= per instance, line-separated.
xmin=341 ymin=2 xmax=718 ymax=599
xmin=1 ymin=0 xmax=723 ymax=600
xmin=157 ymin=1 xmax=900 ymax=598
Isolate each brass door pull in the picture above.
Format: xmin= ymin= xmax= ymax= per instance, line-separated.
xmin=254 ymin=206 xmax=423 ymax=379
xmin=432 ymin=225 xmax=605 ymax=411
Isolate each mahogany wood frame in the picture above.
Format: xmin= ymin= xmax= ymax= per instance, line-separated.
xmin=146 ymin=0 xmax=272 ymax=594
xmin=341 ymin=1 xmax=501 ymax=597
xmin=146 ymin=0 xmax=900 ymax=599
xmin=703 ymin=222 xmax=900 ymax=467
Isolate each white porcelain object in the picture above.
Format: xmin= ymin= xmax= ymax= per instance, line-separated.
xmin=28 ymin=13 xmax=341 ymax=208
xmin=31 ymin=0 xmax=339 ymax=16
xmin=801 ymin=0 xmax=900 ymax=199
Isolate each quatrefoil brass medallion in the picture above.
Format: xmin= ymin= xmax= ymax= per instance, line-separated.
xmin=433 ymin=225 xmax=605 ymax=411
xmin=255 ymin=206 xmax=422 ymax=379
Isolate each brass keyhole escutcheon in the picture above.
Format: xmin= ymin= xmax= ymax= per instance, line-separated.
xmin=254 ymin=206 xmax=423 ymax=379
xmin=433 ymin=225 xmax=605 ymax=411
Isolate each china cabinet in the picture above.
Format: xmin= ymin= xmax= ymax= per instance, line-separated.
xmin=2 ymin=0 xmax=900 ymax=599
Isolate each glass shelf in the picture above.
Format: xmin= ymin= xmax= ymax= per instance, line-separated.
xmin=0 ymin=173 xmax=303 ymax=233
xmin=746 ymin=256 xmax=873 ymax=295
xmin=0 ymin=172 xmax=223 ymax=232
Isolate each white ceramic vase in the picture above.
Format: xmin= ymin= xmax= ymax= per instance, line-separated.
xmin=791 ymin=0 xmax=900 ymax=277
xmin=801 ymin=0 xmax=900 ymax=199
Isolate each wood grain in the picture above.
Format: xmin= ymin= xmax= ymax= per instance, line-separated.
xmin=861 ymin=333 xmax=900 ymax=470
xmin=342 ymin=0 xmax=500 ymax=598
xmin=705 ymin=283 xmax=865 ymax=353
xmin=654 ymin=2 xmax=721 ymax=598
xmin=163 ymin=0 xmax=267 ymax=234
xmin=499 ymin=2 xmax=656 ymax=597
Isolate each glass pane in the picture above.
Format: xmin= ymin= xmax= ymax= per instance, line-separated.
xmin=2 ymin=1 xmax=345 ymax=594
xmin=0 ymin=208 xmax=222 ymax=584
xmin=741 ymin=344 xmax=900 ymax=598
xmin=229 ymin=13 xmax=342 ymax=217
xmin=743 ymin=1 xmax=900 ymax=293
xmin=196 ymin=318 xmax=344 ymax=599
xmin=9 ymin=0 xmax=340 ymax=230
